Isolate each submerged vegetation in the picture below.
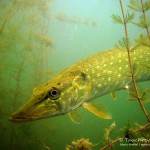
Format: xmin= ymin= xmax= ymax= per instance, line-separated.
xmin=65 ymin=138 xmax=95 ymax=150
xmin=100 ymin=0 xmax=150 ymax=149
xmin=64 ymin=1 xmax=150 ymax=150
xmin=104 ymin=122 xmax=116 ymax=146
xmin=54 ymin=13 xmax=99 ymax=27
xmin=0 ymin=0 xmax=53 ymax=149
xmin=128 ymin=0 xmax=150 ymax=46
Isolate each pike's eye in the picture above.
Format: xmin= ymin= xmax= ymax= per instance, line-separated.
xmin=49 ymin=88 xmax=60 ymax=100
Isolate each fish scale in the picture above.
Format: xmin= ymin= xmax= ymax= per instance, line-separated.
xmin=68 ymin=46 xmax=150 ymax=99
xmin=10 ymin=45 xmax=150 ymax=122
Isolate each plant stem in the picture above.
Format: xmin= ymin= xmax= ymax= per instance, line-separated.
xmin=0 ymin=19 xmax=6 ymax=35
xmin=119 ymin=0 xmax=150 ymax=122
xmin=100 ymin=122 xmax=150 ymax=150
xmin=12 ymin=56 xmax=25 ymax=110
xmin=140 ymin=0 xmax=150 ymax=40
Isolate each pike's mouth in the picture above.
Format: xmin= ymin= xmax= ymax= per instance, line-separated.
xmin=9 ymin=115 xmax=41 ymax=123
xmin=9 ymin=99 xmax=59 ymax=123
xmin=9 ymin=107 xmax=58 ymax=123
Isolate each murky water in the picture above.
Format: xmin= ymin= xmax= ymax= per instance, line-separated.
xmin=0 ymin=0 xmax=150 ymax=150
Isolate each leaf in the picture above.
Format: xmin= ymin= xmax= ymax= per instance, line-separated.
xmin=128 ymin=0 xmax=150 ymax=11
xmin=128 ymin=0 xmax=142 ymax=12
xmin=135 ymin=123 xmax=150 ymax=139
xmin=123 ymin=120 xmax=135 ymax=139
xmin=143 ymin=0 xmax=150 ymax=11
xmin=132 ymin=20 xmax=149 ymax=29
xmin=126 ymin=12 xmax=135 ymax=23
xmin=125 ymin=84 xmax=150 ymax=103
xmin=134 ymin=34 xmax=150 ymax=47
xmin=112 ymin=14 xmax=123 ymax=24
xmin=115 ymin=37 xmax=131 ymax=50
xmin=104 ymin=122 xmax=116 ymax=144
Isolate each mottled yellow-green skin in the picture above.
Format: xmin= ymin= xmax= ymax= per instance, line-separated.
xmin=10 ymin=45 xmax=150 ymax=122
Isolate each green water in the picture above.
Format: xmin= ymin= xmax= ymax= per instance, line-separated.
xmin=0 ymin=0 xmax=150 ymax=150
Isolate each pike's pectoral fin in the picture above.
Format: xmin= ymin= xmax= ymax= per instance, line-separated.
xmin=68 ymin=109 xmax=84 ymax=124
xmin=82 ymin=102 xmax=112 ymax=119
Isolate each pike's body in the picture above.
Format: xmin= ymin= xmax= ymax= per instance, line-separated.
xmin=10 ymin=46 xmax=150 ymax=123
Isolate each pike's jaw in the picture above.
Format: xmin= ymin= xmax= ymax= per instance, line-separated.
xmin=9 ymin=108 xmax=58 ymax=123
xmin=9 ymin=114 xmax=41 ymax=123
xmin=9 ymin=102 xmax=59 ymax=123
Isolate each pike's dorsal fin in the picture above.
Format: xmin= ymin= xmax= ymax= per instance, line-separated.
xmin=68 ymin=109 xmax=83 ymax=124
xmin=82 ymin=102 xmax=112 ymax=119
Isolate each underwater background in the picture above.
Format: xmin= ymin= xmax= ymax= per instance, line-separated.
xmin=0 ymin=0 xmax=150 ymax=150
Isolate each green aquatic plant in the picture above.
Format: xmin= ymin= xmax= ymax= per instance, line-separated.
xmin=135 ymin=123 xmax=150 ymax=139
xmin=65 ymin=138 xmax=95 ymax=150
xmin=128 ymin=0 xmax=150 ymax=11
xmin=54 ymin=12 xmax=99 ymax=27
xmin=112 ymin=0 xmax=150 ymax=122
xmin=38 ymin=139 xmax=51 ymax=150
xmin=126 ymin=84 xmax=150 ymax=103
xmin=101 ymin=122 xmax=150 ymax=150
xmin=0 ymin=0 xmax=148 ymax=149
xmin=100 ymin=0 xmax=150 ymax=149
xmin=112 ymin=11 xmax=135 ymax=24
xmin=113 ymin=0 xmax=150 ymax=48
xmin=134 ymin=33 xmax=150 ymax=47
xmin=0 ymin=1 xmax=15 ymax=35
xmin=128 ymin=0 xmax=150 ymax=44
xmin=104 ymin=122 xmax=116 ymax=147
xmin=112 ymin=11 xmax=134 ymax=51
xmin=0 ymin=0 xmax=53 ymax=150
xmin=11 ymin=53 xmax=28 ymax=110
xmin=122 ymin=121 xmax=135 ymax=140
xmin=114 ymin=37 xmax=131 ymax=51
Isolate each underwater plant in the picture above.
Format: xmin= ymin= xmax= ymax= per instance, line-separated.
xmin=38 ymin=139 xmax=51 ymax=150
xmin=0 ymin=0 xmax=53 ymax=149
xmin=54 ymin=12 xmax=99 ymax=27
xmin=135 ymin=122 xmax=150 ymax=139
xmin=100 ymin=0 xmax=150 ymax=149
xmin=65 ymin=138 xmax=95 ymax=150
xmin=8 ymin=6 xmax=150 ymax=150
xmin=122 ymin=120 xmax=136 ymax=142
xmin=128 ymin=0 xmax=150 ymax=44
xmin=104 ymin=122 xmax=116 ymax=148
xmin=101 ymin=122 xmax=150 ymax=150
xmin=0 ymin=0 xmax=53 ymax=110
xmin=112 ymin=0 xmax=150 ymax=121
xmin=1 ymin=0 xmax=149 ymax=150
xmin=119 ymin=0 xmax=150 ymax=122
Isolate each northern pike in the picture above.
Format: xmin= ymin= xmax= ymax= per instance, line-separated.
xmin=10 ymin=45 xmax=150 ymax=123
